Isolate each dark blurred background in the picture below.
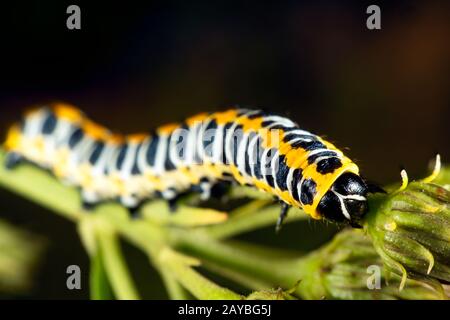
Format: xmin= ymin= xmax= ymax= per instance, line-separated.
xmin=0 ymin=0 xmax=448 ymax=299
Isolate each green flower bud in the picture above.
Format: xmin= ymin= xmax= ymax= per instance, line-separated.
xmin=299 ymin=229 xmax=447 ymax=300
xmin=364 ymin=176 xmax=450 ymax=291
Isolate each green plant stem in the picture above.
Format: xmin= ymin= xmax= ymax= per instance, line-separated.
xmin=203 ymin=205 xmax=307 ymax=239
xmin=89 ymin=248 xmax=114 ymax=300
xmin=159 ymin=268 xmax=190 ymax=300
xmin=170 ymin=230 xmax=320 ymax=298
xmin=96 ymin=224 xmax=140 ymax=300
xmin=0 ymin=156 xmax=81 ymax=221
xmin=201 ymin=261 xmax=272 ymax=291
xmin=160 ymin=248 xmax=242 ymax=300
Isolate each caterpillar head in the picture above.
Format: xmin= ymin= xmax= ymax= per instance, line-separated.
xmin=317 ymin=173 xmax=369 ymax=228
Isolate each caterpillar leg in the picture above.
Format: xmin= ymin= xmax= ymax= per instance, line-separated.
xmin=153 ymin=189 xmax=182 ymax=212
xmin=167 ymin=181 xmax=227 ymax=212
xmin=210 ymin=182 xmax=230 ymax=201
xmin=160 ymin=188 xmax=179 ymax=212
xmin=198 ymin=179 xmax=212 ymax=201
xmin=4 ymin=152 xmax=23 ymax=169
xmin=81 ymin=200 xmax=97 ymax=211
xmin=276 ymin=202 xmax=290 ymax=233
xmin=128 ymin=202 xmax=144 ymax=220
xmin=167 ymin=198 xmax=178 ymax=212
xmin=192 ymin=179 xmax=230 ymax=201
xmin=81 ymin=190 xmax=101 ymax=212
xmin=119 ymin=194 xmax=144 ymax=219
xmin=82 ymin=190 xmax=144 ymax=220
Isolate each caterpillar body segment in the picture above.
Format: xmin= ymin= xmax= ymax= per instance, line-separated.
xmin=4 ymin=103 xmax=369 ymax=227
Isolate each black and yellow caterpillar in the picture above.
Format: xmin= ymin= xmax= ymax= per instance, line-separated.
xmin=4 ymin=103 xmax=371 ymax=228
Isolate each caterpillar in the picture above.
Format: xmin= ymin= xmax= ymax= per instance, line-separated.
xmin=3 ymin=103 xmax=372 ymax=229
